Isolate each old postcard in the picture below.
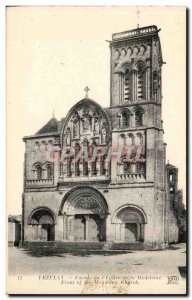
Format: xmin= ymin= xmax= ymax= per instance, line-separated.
xmin=6 ymin=6 xmax=187 ymax=295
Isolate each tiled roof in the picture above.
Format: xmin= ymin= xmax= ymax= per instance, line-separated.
xmin=36 ymin=117 xmax=59 ymax=134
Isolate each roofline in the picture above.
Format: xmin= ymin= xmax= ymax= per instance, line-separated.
xmin=23 ymin=131 xmax=59 ymax=141
xmin=107 ymin=25 xmax=160 ymax=44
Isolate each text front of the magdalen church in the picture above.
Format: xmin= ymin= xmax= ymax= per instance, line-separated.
xmin=22 ymin=25 xmax=185 ymax=250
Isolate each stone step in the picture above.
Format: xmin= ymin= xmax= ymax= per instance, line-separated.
xmin=21 ymin=241 xmax=146 ymax=251
xmin=109 ymin=242 xmax=145 ymax=250
xmin=22 ymin=241 xmax=105 ymax=250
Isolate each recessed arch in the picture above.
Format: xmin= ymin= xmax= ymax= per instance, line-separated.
xmin=28 ymin=206 xmax=57 ymax=225
xmin=60 ymin=98 xmax=111 ymax=146
xmin=112 ymin=204 xmax=147 ymax=224
xmin=59 ymin=186 xmax=108 ymax=216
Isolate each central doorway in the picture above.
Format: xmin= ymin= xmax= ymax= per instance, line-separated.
xmin=74 ymin=214 xmax=102 ymax=242
xmin=61 ymin=186 xmax=108 ymax=242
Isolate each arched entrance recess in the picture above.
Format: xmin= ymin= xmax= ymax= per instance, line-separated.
xmin=59 ymin=186 xmax=108 ymax=242
xmin=28 ymin=207 xmax=56 ymax=241
xmin=112 ymin=205 xmax=147 ymax=242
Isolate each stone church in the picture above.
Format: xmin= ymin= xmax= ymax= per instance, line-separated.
xmin=22 ymin=25 xmax=184 ymax=249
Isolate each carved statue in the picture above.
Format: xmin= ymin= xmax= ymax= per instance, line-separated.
xmin=73 ymin=119 xmax=79 ymax=138
xmin=66 ymin=127 xmax=71 ymax=146
xmin=93 ymin=117 xmax=100 ymax=135
xmin=82 ymin=112 xmax=91 ymax=133
xmin=101 ymin=126 xmax=107 ymax=144
xmin=71 ymin=112 xmax=79 ymax=138
xmin=77 ymin=197 xmax=99 ymax=210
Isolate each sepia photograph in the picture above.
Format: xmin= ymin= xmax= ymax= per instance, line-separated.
xmin=6 ymin=6 xmax=187 ymax=294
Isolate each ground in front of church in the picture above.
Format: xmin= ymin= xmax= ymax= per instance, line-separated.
xmin=8 ymin=243 xmax=186 ymax=294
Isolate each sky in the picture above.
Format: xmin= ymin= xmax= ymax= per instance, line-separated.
xmin=7 ymin=6 xmax=186 ymax=214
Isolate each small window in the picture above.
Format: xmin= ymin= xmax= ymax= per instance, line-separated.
xmin=46 ymin=164 xmax=53 ymax=179
xmin=170 ymin=187 xmax=174 ymax=194
xmin=36 ymin=165 xmax=42 ymax=180
xmin=169 ymin=174 xmax=173 ymax=181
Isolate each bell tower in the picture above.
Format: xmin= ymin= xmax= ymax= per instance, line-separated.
xmin=110 ymin=25 xmax=163 ymax=108
xmin=108 ymin=25 xmax=166 ymax=191
xmin=108 ymin=25 xmax=168 ymax=247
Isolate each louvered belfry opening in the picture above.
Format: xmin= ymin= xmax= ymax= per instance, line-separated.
xmin=124 ymin=68 xmax=131 ymax=102
xmin=137 ymin=64 xmax=145 ymax=99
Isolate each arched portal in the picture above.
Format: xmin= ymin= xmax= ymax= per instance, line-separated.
xmin=28 ymin=207 xmax=56 ymax=241
xmin=60 ymin=186 xmax=108 ymax=242
xmin=112 ymin=205 xmax=147 ymax=243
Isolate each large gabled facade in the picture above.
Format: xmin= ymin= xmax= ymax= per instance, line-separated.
xmin=22 ymin=25 xmax=182 ymax=249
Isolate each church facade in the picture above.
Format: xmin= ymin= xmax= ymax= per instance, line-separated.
xmin=22 ymin=25 xmax=183 ymax=249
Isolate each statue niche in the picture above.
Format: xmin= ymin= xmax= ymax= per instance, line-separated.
xmin=81 ymin=110 xmax=92 ymax=134
xmin=65 ymin=127 xmax=71 ymax=146
xmin=72 ymin=112 xmax=80 ymax=139
xmin=101 ymin=124 xmax=107 ymax=144
xmin=93 ymin=115 xmax=100 ymax=136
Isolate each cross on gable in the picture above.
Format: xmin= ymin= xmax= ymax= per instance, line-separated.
xmin=84 ymin=86 xmax=90 ymax=98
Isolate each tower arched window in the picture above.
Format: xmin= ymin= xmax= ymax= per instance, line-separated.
xmin=122 ymin=111 xmax=129 ymax=127
xmin=119 ymin=109 xmax=131 ymax=128
xmin=124 ymin=68 xmax=131 ymax=102
xmin=134 ymin=106 xmax=144 ymax=127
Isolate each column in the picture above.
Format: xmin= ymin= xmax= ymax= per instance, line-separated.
xmin=115 ymin=223 xmax=121 ymax=241
xmin=55 ymin=215 xmax=64 ymax=241
xmin=85 ymin=215 xmax=89 ymax=241
xmin=119 ymin=73 xmax=124 ymax=103
xmin=105 ymin=215 xmax=114 ymax=242
xmin=32 ymin=225 xmax=38 ymax=240
xmin=37 ymin=224 xmax=42 ymax=240
xmin=121 ymin=224 xmax=125 ymax=242
xmin=140 ymin=223 xmax=145 ymax=242
xmin=132 ymin=70 xmax=137 ymax=101
xmin=67 ymin=216 xmax=74 ymax=241
xmin=100 ymin=215 xmax=106 ymax=241
xmin=96 ymin=160 xmax=100 ymax=176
